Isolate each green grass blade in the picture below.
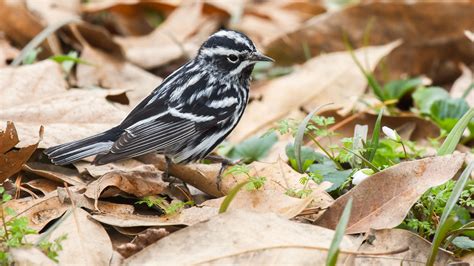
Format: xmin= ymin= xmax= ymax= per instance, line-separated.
xmin=367 ymin=108 xmax=384 ymax=162
xmin=326 ymin=197 xmax=353 ymax=266
xmin=294 ymin=103 xmax=333 ymax=173
xmin=218 ymin=181 xmax=250 ymax=214
xmin=426 ymin=162 xmax=474 ymax=266
xmin=437 ymin=108 xmax=474 ymax=155
xmin=11 ymin=18 xmax=81 ymax=66
xmin=342 ymin=33 xmax=385 ymax=100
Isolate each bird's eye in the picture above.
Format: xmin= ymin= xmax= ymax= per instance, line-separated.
xmin=227 ymin=54 xmax=239 ymax=63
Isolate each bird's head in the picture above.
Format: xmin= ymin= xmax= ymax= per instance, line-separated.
xmin=197 ymin=30 xmax=273 ymax=79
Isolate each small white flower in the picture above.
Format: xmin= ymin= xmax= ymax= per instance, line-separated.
xmin=382 ymin=126 xmax=401 ymax=142
xmin=352 ymin=168 xmax=374 ymax=185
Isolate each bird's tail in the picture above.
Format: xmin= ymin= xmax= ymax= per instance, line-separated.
xmin=44 ymin=128 xmax=122 ymax=165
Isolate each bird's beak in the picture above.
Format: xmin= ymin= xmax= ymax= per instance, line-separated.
xmin=249 ymin=52 xmax=274 ymax=62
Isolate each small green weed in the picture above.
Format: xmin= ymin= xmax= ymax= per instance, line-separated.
xmin=1 ymin=187 xmax=66 ymax=264
xmin=136 ymin=196 xmax=194 ymax=215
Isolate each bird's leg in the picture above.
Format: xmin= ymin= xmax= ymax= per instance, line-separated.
xmin=163 ymin=155 xmax=174 ymax=182
xmin=204 ymin=155 xmax=237 ymax=192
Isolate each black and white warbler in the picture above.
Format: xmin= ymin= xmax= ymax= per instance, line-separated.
xmin=45 ymin=30 xmax=273 ymax=169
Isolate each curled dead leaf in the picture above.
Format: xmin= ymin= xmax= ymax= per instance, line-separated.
xmin=0 ymin=121 xmax=43 ymax=182
xmin=84 ymin=165 xmax=166 ymax=203
xmin=316 ymin=153 xmax=466 ymax=234
xmin=116 ymin=228 xmax=169 ymax=258
xmin=124 ymin=210 xmax=357 ymax=265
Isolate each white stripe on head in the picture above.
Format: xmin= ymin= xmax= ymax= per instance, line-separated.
xmin=213 ymin=30 xmax=253 ymax=49
xmin=200 ymin=46 xmax=239 ymax=57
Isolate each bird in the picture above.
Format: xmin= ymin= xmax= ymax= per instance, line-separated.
xmin=44 ymin=29 xmax=274 ymax=173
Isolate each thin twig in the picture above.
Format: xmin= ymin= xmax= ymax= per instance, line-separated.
xmin=11 ymin=18 xmax=81 ymax=66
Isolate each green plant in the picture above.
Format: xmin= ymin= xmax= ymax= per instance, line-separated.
xmin=1 ymin=187 xmax=66 ymax=264
xmin=136 ymin=196 xmax=194 ymax=215
xmin=326 ymin=197 xmax=353 ymax=266
xmin=38 ymin=234 xmax=67 ymax=263
xmin=219 ymin=165 xmax=267 ymax=213
xmin=50 ymin=51 xmax=92 ymax=76
xmin=427 ymin=162 xmax=474 ymax=265
xmin=224 ymin=132 xmax=278 ymax=163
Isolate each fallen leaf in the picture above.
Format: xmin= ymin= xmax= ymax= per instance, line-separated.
xmin=236 ymin=1 xmax=325 ymax=48
xmin=84 ymin=165 xmax=166 ymax=201
xmin=0 ymin=122 xmax=42 ymax=182
xmin=48 ymin=207 xmax=113 ymax=265
xmin=23 ymin=162 xmax=86 ymax=187
xmin=0 ymin=120 xmax=19 ymax=153
xmin=316 ymin=153 xmax=465 ymax=234
xmin=229 ymin=41 xmax=400 ymax=142
xmin=26 ymin=0 xmax=80 ymax=25
xmin=116 ymin=228 xmax=169 ymax=258
xmin=0 ymin=60 xmax=129 ymax=147
xmin=10 ymin=247 xmax=55 ymax=265
xmin=23 ymin=178 xmax=61 ymax=195
xmin=76 ymin=46 xmax=162 ymax=108
xmin=353 ymin=229 xmax=453 ymax=265
xmin=124 ymin=210 xmax=357 ymax=265
xmin=91 ymin=206 xmax=218 ymax=227
xmin=74 ymin=158 xmax=145 ymax=177
xmin=203 ymin=189 xmax=316 ymax=219
xmin=0 ymin=36 xmax=20 ymax=67
xmin=450 ymin=64 xmax=474 ymax=106
xmin=0 ymin=0 xmax=51 ymax=52
xmin=4 ymin=192 xmax=68 ymax=231
xmin=114 ymin=2 xmax=220 ymax=69
xmin=0 ymin=60 xmax=67 ymax=109
xmin=266 ymin=2 xmax=474 ymax=84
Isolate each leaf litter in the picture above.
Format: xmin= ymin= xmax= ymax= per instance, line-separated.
xmin=1 ymin=0 xmax=473 ymax=265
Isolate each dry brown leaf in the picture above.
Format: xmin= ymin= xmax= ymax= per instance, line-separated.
xmin=10 ymin=247 xmax=55 ymax=265
xmin=57 ymin=188 xmax=135 ymax=215
xmin=23 ymin=162 xmax=86 ymax=187
xmin=26 ymin=0 xmax=80 ymax=26
xmin=237 ymin=1 xmax=325 ymax=48
xmin=93 ymin=189 xmax=322 ymax=229
xmin=450 ymin=64 xmax=474 ymax=106
xmin=48 ymin=207 xmax=113 ymax=265
xmin=73 ymin=158 xmax=145 ymax=177
xmin=202 ymin=189 xmax=316 ymax=219
xmin=352 ymin=229 xmax=453 ymax=265
xmin=266 ymin=2 xmax=474 ymax=83
xmin=0 ymin=36 xmax=19 ymax=67
xmin=76 ymin=46 xmax=162 ymax=108
xmin=0 ymin=60 xmax=129 ymax=147
xmin=116 ymin=228 xmax=169 ymax=258
xmin=124 ymin=210 xmax=356 ymax=265
xmin=228 ymin=41 xmax=400 ymax=142
xmin=316 ymin=154 xmax=465 ymax=234
xmin=0 ymin=0 xmax=49 ymax=52
xmin=0 ymin=121 xmax=19 ymax=153
xmin=0 ymin=122 xmax=42 ymax=182
xmin=91 ymin=206 xmax=218 ymax=227
xmin=84 ymin=165 xmax=166 ymax=200
xmin=23 ymin=178 xmax=61 ymax=195
xmin=0 ymin=60 xmax=67 ymax=109
xmin=114 ymin=2 xmax=221 ymax=69
xmin=4 ymin=192 xmax=68 ymax=231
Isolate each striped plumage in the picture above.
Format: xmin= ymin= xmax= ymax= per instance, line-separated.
xmin=45 ymin=30 xmax=273 ymax=166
